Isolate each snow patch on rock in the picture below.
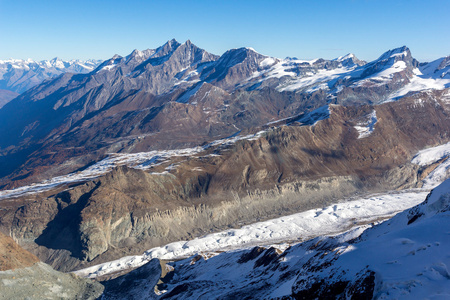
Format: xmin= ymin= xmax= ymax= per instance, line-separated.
xmin=354 ymin=110 xmax=377 ymax=139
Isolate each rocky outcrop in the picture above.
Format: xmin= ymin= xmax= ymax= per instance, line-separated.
xmin=0 ymin=230 xmax=104 ymax=299
xmin=292 ymin=269 xmax=376 ymax=299
xmin=0 ymin=262 xmax=104 ymax=300
xmin=101 ymin=259 xmax=161 ymax=299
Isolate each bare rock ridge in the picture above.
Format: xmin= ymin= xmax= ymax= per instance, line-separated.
xmin=1 ymin=89 xmax=449 ymax=272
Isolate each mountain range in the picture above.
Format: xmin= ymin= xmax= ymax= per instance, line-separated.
xmin=0 ymin=57 xmax=102 ymax=107
xmin=0 ymin=40 xmax=449 ymax=190
xmin=0 ymin=40 xmax=449 ymax=299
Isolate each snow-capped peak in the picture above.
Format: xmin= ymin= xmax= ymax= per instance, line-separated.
xmin=335 ymin=53 xmax=355 ymax=61
xmin=129 ymin=49 xmax=143 ymax=57
xmin=245 ymin=46 xmax=258 ymax=53
xmin=376 ymin=45 xmax=411 ymax=62
xmin=0 ymin=58 xmax=103 ymax=93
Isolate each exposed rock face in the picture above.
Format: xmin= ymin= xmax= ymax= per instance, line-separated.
xmin=203 ymin=47 xmax=269 ymax=90
xmin=0 ymin=231 xmax=104 ymax=299
xmin=0 ymin=91 xmax=449 ymax=272
xmin=0 ymin=89 xmax=19 ymax=108
xmin=101 ymin=259 xmax=161 ymax=299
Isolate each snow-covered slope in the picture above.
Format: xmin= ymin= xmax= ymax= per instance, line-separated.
xmin=235 ymin=46 xmax=449 ymax=105
xmin=244 ymin=52 xmax=365 ymax=93
xmin=287 ymin=177 xmax=450 ymax=299
xmin=388 ymin=55 xmax=450 ymax=100
xmin=239 ymin=46 xmax=413 ymax=94
xmin=96 ymin=177 xmax=450 ymax=299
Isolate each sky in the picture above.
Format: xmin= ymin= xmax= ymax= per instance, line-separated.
xmin=0 ymin=0 xmax=449 ymax=62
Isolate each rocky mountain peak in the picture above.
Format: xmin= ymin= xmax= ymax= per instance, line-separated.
xmin=357 ymin=46 xmax=415 ymax=80
xmin=377 ymin=45 xmax=412 ymax=63
xmin=173 ymin=39 xmax=218 ymax=62
xmin=129 ymin=49 xmax=143 ymax=57
xmin=217 ymin=47 xmax=265 ymax=66
xmin=335 ymin=53 xmax=366 ymax=67
xmin=202 ymin=46 xmax=268 ymax=89
xmin=125 ymin=48 xmax=155 ymax=65
xmin=153 ymin=38 xmax=182 ymax=58
xmin=49 ymin=57 xmax=62 ymax=63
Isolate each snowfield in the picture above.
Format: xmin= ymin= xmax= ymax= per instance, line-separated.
xmin=246 ymin=48 xmax=450 ymax=101
xmin=412 ymin=141 xmax=450 ymax=166
xmin=354 ymin=110 xmax=377 ymax=139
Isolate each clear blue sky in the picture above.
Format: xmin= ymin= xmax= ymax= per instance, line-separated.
xmin=0 ymin=0 xmax=449 ymax=62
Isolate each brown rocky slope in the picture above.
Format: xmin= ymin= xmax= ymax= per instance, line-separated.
xmin=0 ymin=231 xmax=39 ymax=271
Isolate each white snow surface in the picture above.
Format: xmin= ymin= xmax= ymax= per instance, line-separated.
xmin=249 ymin=49 xmax=448 ymax=100
xmin=0 ymin=58 xmax=101 ymax=73
xmin=412 ymin=141 xmax=450 ymax=166
xmin=96 ymin=63 xmax=118 ymax=73
xmin=334 ymin=53 xmax=355 ymax=61
xmin=175 ymin=83 xmax=203 ymax=103
xmin=317 ymin=178 xmax=450 ymax=299
xmin=411 ymin=141 xmax=450 ymax=189
xmin=388 ymin=57 xmax=450 ymax=100
xmin=174 ymin=179 xmax=450 ymax=299
xmin=278 ymin=67 xmax=349 ymax=92
xmin=421 ymin=157 xmax=450 ymax=189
